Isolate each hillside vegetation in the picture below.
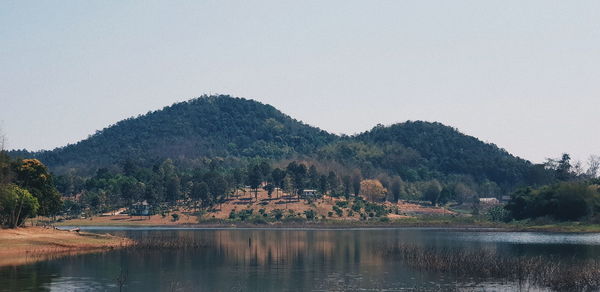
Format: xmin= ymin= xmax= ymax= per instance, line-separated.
xmin=11 ymin=95 xmax=594 ymax=224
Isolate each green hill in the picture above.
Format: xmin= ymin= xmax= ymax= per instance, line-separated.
xmin=10 ymin=95 xmax=533 ymax=190
xmin=16 ymin=95 xmax=335 ymax=173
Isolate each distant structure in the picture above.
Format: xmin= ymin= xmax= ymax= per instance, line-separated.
xmin=479 ymin=197 xmax=500 ymax=205
xmin=302 ymin=189 xmax=318 ymax=197
xmin=130 ymin=200 xmax=152 ymax=216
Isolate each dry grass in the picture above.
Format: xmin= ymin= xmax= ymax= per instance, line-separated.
xmin=0 ymin=227 xmax=133 ymax=267
xmin=382 ymin=244 xmax=600 ymax=291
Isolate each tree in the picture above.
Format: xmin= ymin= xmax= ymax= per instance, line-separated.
xmin=286 ymin=162 xmax=307 ymax=197
xmin=359 ymin=179 xmax=387 ymax=202
xmin=13 ymin=159 xmax=62 ymax=217
xmin=318 ymin=175 xmax=328 ymax=195
xmin=308 ymin=165 xmax=319 ymax=189
xmin=248 ymin=165 xmax=263 ymax=200
xmin=264 ymin=183 xmax=275 ymax=199
xmin=327 ymin=171 xmax=339 ymax=192
xmin=164 ymin=175 xmax=181 ymax=202
xmin=587 ymin=155 xmax=600 ymax=179
xmin=351 ymin=171 xmax=361 ymax=196
xmin=0 ymin=184 xmax=39 ymax=228
xmin=506 ymin=182 xmax=600 ymax=221
xmin=390 ymin=176 xmax=403 ymax=202
xmin=454 ymin=182 xmax=476 ymax=204
xmin=191 ymin=182 xmax=210 ymax=206
xmin=271 ymin=168 xmax=286 ymax=198
xmin=0 ymin=151 xmax=12 ymax=185
xmin=342 ymin=175 xmax=351 ymax=199
xmin=423 ymin=180 xmax=442 ymax=206
xmin=550 ymin=153 xmax=573 ymax=181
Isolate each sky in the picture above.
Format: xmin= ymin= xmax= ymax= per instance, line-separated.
xmin=1 ymin=1 xmax=599 ymax=164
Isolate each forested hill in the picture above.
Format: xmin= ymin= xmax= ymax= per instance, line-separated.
xmin=14 ymin=95 xmax=335 ymax=173
xmin=355 ymin=122 xmax=531 ymax=188
xmin=10 ymin=95 xmax=534 ymax=189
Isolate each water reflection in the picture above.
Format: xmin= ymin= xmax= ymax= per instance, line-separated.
xmin=3 ymin=228 xmax=600 ymax=291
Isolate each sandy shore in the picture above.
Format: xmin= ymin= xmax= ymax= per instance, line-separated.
xmin=0 ymin=227 xmax=133 ymax=267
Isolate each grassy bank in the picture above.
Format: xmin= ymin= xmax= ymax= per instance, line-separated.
xmin=0 ymin=227 xmax=133 ymax=267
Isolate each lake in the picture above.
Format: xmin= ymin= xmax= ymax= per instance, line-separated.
xmin=3 ymin=227 xmax=600 ymax=291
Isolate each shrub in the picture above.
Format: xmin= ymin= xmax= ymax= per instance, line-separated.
xmin=486 ymin=205 xmax=511 ymax=222
xmin=335 ymin=201 xmax=349 ymax=208
xmin=249 ymin=215 xmax=268 ymax=224
xmin=171 ymin=214 xmax=179 ymax=221
xmin=352 ymin=200 xmax=365 ymax=212
xmin=271 ymin=209 xmax=284 ymax=220
xmin=506 ymin=182 xmax=600 ymax=221
xmin=304 ymin=209 xmax=317 ymax=220
xmin=332 ymin=206 xmax=343 ymax=217
xmin=229 ymin=209 xmax=237 ymax=220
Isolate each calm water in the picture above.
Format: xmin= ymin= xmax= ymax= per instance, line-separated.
xmin=3 ymin=227 xmax=600 ymax=291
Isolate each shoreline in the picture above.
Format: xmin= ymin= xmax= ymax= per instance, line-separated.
xmin=0 ymin=227 xmax=133 ymax=267
xmin=55 ymin=219 xmax=600 ymax=233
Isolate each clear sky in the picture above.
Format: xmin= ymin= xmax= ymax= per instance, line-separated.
xmin=1 ymin=1 xmax=599 ymax=164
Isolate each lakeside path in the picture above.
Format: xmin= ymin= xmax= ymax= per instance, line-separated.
xmin=0 ymin=227 xmax=133 ymax=267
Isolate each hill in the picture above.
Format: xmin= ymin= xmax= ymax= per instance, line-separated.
xmin=10 ymin=95 xmax=533 ymax=191
xmin=14 ymin=95 xmax=335 ymax=173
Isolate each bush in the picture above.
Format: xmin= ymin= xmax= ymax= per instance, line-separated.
xmin=304 ymin=209 xmax=317 ymax=220
xmin=506 ymin=182 xmax=600 ymax=221
xmin=249 ymin=215 xmax=268 ymax=224
xmin=486 ymin=205 xmax=511 ymax=222
xmin=271 ymin=209 xmax=284 ymax=220
xmin=352 ymin=200 xmax=365 ymax=212
xmin=332 ymin=206 xmax=343 ymax=217
xmin=335 ymin=201 xmax=349 ymax=208
xmin=171 ymin=214 xmax=179 ymax=221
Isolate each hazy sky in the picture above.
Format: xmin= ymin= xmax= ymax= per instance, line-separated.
xmin=1 ymin=1 xmax=599 ymax=164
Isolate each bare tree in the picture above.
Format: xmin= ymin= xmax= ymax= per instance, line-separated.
xmin=572 ymin=160 xmax=585 ymax=177
xmin=0 ymin=125 xmax=6 ymax=151
xmin=587 ymin=155 xmax=600 ymax=178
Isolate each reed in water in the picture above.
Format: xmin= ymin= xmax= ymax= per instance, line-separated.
xmin=381 ymin=244 xmax=600 ymax=291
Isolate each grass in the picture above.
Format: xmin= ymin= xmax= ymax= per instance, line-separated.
xmin=383 ymin=243 xmax=600 ymax=291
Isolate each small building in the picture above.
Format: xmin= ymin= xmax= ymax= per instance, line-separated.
xmin=479 ymin=197 xmax=500 ymax=205
xmin=130 ymin=200 xmax=152 ymax=216
xmin=302 ymin=189 xmax=318 ymax=197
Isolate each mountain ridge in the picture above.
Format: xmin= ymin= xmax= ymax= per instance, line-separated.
xmin=9 ymin=95 xmax=533 ymax=190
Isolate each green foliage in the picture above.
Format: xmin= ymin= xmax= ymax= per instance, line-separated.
xmin=13 ymin=159 xmax=62 ymax=216
xmin=0 ymin=184 xmax=39 ymax=228
xmin=171 ymin=213 xmax=179 ymax=221
xmin=486 ymin=205 xmax=511 ymax=222
xmin=335 ymin=201 xmax=348 ymax=208
xmin=25 ymin=95 xmax=335 ymax=173
xmin=506 ymin=182 xmax=600 ymax=221
xmin=6 ymin=96 xmax=555 ymax=221
xmin=332 ymin=206 xmax=343 ymax=217
xmin=364 ymin=201 xmax=388 ymax=217
xmin=351 ymin=200 xmax=365 ymax=212
xmin=303 ymin=209 xmax=317 ymax=220
xmin=271 ymin=209 xmax=284 ymax=221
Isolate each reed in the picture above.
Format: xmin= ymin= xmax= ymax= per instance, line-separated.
xmin=382 ymin=244 xmax=600 ymax=291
